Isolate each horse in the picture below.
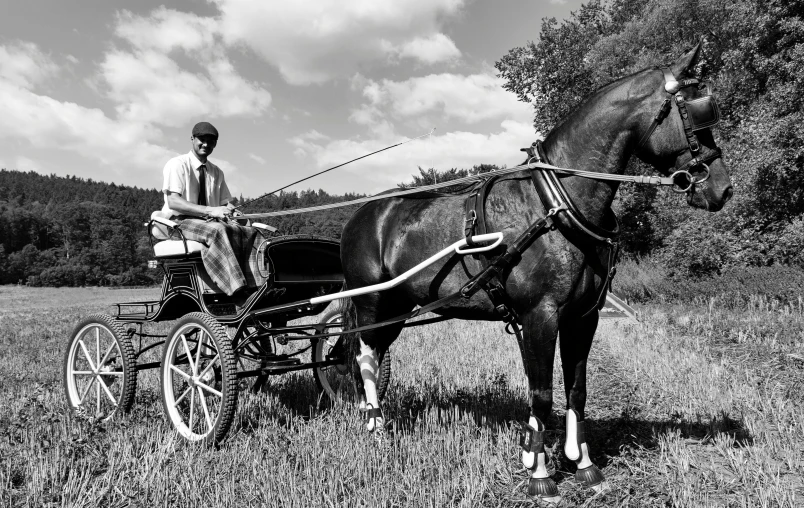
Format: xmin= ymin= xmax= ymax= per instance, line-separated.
xmin=339 ymin=43 xmax=733 ymax=503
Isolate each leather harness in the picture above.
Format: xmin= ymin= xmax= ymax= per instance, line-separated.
xmin=462 ymin=141 xmax=620 ymax=334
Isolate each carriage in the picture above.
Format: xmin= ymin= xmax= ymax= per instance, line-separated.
xmin=62 ymin=214 xmax=502 ymax=443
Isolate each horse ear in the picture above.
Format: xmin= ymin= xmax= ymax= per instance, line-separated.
xmin=670 ymin=42 xmax=702 ymax=77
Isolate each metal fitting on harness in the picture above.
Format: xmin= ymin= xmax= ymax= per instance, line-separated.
xmin=465 ymin=209 xmax=477 ymax=228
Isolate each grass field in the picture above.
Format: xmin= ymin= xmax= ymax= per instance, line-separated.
xmin=1 ymin=286 xmax=803 ymax=507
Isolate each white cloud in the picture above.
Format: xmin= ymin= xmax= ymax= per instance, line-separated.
xmin=0 ymin=41 xmax=60 ymax=89
xmin=0 ymin=80 xmax=173 ymax=174
xmin=290 ymin=71 xmax=536 ymax=190
xmin=395 ymin=34 xmax=460 ymax=65
xmin=99 ymin=9 xmax=271 ymax=128
xmin=213 ymin=0 xmax=466 ymax=84
xmin=114 ymin=8 xmax=217 ymax=52
xmin=249 ymin=153 xmax=266 ymax=164
xmin=355 ymin=72 xmax=533 ymax=125
xmin=293 ymin=120 xmax=535 ymax=190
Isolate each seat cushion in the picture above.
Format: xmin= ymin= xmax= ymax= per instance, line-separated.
xmin=153 ymin=240 xmax=204 ymax=258
xmin=150 ymin=210 xmax=173 ymax=240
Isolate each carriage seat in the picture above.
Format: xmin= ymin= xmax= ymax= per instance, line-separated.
xmin=148 ymin=212 xmax=277 ymax=259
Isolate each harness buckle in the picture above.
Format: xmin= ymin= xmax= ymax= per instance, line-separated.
xmin=465 ymin=209 xmax=477 ymax=227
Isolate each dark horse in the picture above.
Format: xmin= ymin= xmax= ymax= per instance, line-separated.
xmin=340 ymin=45 xmax=732 ymax=502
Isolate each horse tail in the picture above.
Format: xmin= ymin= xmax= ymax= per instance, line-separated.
xmin=337 ymin=295 xmax=365 ymax=390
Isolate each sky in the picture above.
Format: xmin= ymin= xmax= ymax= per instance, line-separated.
xmin=0 ymin=0 xmax=585 ymax=200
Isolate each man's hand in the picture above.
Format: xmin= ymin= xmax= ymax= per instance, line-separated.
xmin=206 ymin=205 xmax=232 ymax=219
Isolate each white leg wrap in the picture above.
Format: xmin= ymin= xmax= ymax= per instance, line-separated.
xmin=356 ymin=341 xmax=382 ymax=432
xmin=565 ymin=409 xmax=593 ymax=468
xmin=521 ymin=416 xmax=540 ymax=469
xmin=564 ymin=408 xmax=580 ymax=461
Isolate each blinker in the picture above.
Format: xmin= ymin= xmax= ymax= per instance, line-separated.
xmin=686 ymin=95 xmax=720 ymax=131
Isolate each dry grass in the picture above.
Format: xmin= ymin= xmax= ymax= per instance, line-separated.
xmin=1 ymin=286 xmax=803 ymax=506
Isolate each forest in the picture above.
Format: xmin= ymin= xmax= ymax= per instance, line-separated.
xmin=2 ymin=0 xmax=803 ymax=291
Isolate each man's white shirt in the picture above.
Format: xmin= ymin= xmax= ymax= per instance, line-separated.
xmin=161 ymin=151 xmax=231 ymax=217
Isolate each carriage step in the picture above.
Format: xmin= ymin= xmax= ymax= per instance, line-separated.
xmin=260 ymin=357 xmax=301 ymax=371
xmin=208 ymin=303 xmax=237 ymax=316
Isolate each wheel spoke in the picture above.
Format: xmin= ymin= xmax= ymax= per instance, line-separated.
xmin=197 ymin=387 xmax=213 ymax=432
xmin=99 ymin=371 xmax=124 ymax=377
xmin=173 ymin=385 xmax=193 ymax=407
xmin=95 ymin=375 xmax=101 ymax=415
xmin=98 ymin=341 xmax=118 ymax=369
xmin=189 ymin=386 xmax=196 ymax=432
xmin=79 ymin=376 xmax=96 ymax=405
xmin=170 ymin=364 xmax=192 ymax=380
xmin=72 ymin=371 xmax=94 ymax=375
xmin=196 ymin=381 xmax=222 ymax=398
xmin=197 ymin=354 xmax=220 ymax=380
xmin=78 ymin=340 xmax=97 ymax=371
xmin=95 ymin=328 xmax=100 ymax=368
xmin=99 ymin=377 xmax=118 ymax=405
xmin=195 ymin=331 xmax=205 ymax=372
xmin=181 ymin=334 xmax=197 ymax=375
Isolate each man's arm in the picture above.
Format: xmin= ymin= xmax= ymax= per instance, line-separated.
xmin=166 ymin=192 xmax=232 ymax=219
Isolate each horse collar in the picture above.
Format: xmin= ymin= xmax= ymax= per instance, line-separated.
xmin=531 ymin=142 xmax=620 ymax=244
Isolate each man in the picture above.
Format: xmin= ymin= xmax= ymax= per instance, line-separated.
xmin=161 ymin=121 xmax=266 ymax=297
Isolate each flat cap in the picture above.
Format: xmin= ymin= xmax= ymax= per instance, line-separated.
xmin=192 ymin=121 xmax=219 ymax=139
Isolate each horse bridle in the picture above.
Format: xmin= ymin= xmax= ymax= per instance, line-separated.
xmin=638 ymin=67 xmax=722 ymax=193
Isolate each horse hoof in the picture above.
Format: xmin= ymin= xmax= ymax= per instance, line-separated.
xmin=527 ymin=477 xmax=560 ymax=504
xmin=575 ymin=465 xmax=606 ymax=488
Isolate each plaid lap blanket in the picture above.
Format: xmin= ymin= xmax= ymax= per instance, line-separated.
xmin=175 ymin=218 xmax=267 ymax=296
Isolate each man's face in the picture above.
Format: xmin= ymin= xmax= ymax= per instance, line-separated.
xmin=192 ymin=135 xmax=217 ymax=159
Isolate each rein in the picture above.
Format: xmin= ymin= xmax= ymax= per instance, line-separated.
xmin=238 ymin=159 xmax=686 ymax=219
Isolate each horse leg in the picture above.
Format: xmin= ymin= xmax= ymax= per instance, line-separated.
xmin=519 ymin=301 xmax=561 ymax=504
xmin=559 ymin=311 xmax=608 ymax=493
xmin=352 ymin=293 xmax=411 ymax=435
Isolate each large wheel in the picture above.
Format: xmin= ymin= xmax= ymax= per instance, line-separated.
xmin=160 ymin=313 xmax=237 ymax=444
xmin=63 ymin=314 xmax=137 ymax=421
xmin=313 ymin=308 xmax=391 ymax=403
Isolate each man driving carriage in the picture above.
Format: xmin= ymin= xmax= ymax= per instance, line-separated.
xmin=157 ymin=121 xmax=267 ymax=299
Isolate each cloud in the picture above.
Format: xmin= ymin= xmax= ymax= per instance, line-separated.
xmin=114 ymin=7 xmax=217 ymax=52
xmin=293 ymin=120 xmax=535 ymax=191
xmin=395 ymin=34 xmax=460 ymax=65
xmin=248 ymin=153 xmax=266 ymax=164
xmin=354 ymin=72 xmax=533 ymax=125
xmin=213 ymin=0 xmax=466 ymax=84
xmin=0 ymin=80 xmax=173 ymax=174
xmin=0 ymin=41 xmax=60 ymax=89
xmin=289 ymin=72 xmax=536 ymax=191
xmin=99 ymin=8 xmax=271 ymax=128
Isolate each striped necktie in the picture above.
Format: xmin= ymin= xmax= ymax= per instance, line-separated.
xmin=198 ymin=164 xmax=207 ymax=206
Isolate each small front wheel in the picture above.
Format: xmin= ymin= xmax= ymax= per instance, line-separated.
xmin=313 ymin=308 xmax=391 ymax=403
xmin=63 ymin=314 xmax=137 ymax=421
xmin=160 ymin=313 xmax=237 ymax=444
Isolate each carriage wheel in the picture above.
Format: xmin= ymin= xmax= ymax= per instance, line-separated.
xmin=313 ymin=308 xmax=391 ymax=403
xmin=160 ymin=313 xmax=237 ymax=444
xmin=63 ymin=314 xmax=137 ymax=421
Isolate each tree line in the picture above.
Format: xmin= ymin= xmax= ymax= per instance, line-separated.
xmin=0 ymin=170 xmax=372 ymax=286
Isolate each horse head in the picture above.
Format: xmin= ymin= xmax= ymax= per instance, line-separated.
xmin=635 ymin=43 xmax=733 ymax=211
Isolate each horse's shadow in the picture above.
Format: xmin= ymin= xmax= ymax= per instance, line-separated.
xmin=235 ymin=375 xmax=753 ymax=471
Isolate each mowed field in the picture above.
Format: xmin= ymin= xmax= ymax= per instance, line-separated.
xmin=1 ymin=286 xmax=804 ymax=507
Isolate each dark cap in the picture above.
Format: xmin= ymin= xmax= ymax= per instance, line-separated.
xmin=192 ymin=121 xmax=219 ymax=139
